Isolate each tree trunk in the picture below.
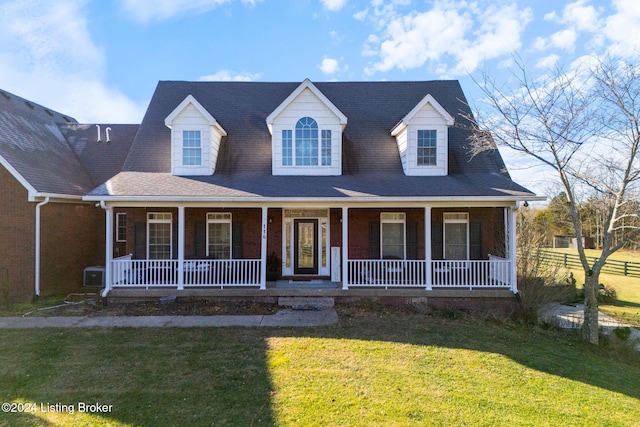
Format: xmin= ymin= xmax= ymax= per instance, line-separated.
xmin=582 ymin=273 xmax=600 ymax=344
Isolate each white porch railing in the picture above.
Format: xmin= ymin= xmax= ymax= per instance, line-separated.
xmin=432 ymin=259 xmax=511 ymax=288
xmin=348 ymin=260 xmax=427 ymax=289
xmin=347 ymin=259 xmax=512 ymax=289
xmin=111 ymin=259 xmax=261 ymax=288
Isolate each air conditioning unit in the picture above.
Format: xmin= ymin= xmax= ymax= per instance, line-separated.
xmin=83 ymin=266 xmax=105 ymax=287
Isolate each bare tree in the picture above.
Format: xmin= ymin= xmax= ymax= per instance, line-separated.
xmin=468 ymin=55 xmax=640 ymax=344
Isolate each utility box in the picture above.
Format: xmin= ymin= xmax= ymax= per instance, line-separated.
xmin=83 ymin=266 xmax=105 ymax=288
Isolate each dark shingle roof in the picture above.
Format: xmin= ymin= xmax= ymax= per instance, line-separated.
xmin=0 ymin=89 xmax=137 ymax=196
xmin=94 ymin=80 xmax=532 ymax=200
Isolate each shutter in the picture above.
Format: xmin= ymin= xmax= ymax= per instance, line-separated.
xmin=134 ymin=223 xmax=145 ymax=259
xmin=172 ymin=221 xmax=178 ymax=259
xmin=470 ymin=221 xmax=482 ymax=260
xmin=407 ymin=221 xmax=418 ymax=260
xmin=431 ymin=221 xmax=443 ymax=260
xmin=369 ymin=222 xmax=380 ymax=259
xmin=232 ymin=222 xmax=243 ymax=259
xmin=194 ymin=221 xmax=206 ymax=258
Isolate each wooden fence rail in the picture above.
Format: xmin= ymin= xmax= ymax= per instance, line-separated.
xmin=538 ymin=250 xmax=640 ymax=278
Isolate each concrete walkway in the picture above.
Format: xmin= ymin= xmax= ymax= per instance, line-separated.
xmin=539 ymin=303 xmax=640 ymax=349
xmin=0 ymin=308 xmax=338 ymax=329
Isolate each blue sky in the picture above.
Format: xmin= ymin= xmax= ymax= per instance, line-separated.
xmin=0 ymin=0 xmax=638 ymax=196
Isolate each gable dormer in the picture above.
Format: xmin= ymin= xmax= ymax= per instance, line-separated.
xmin=165 ymin=95 xmax=227 ymax=176
xmin=391 ymin=94 xmax=454 ymax=176
xmin=266 ymin=79 xmax=347 ymax=176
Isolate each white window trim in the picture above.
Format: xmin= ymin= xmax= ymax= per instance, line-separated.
xmin=182 ymin=130 xmax=202 ymax=167
xmin=115 ymin=212 xmax=127 ymax=243
xmin=417 ymin=129 xmax=437 ymax=167
xmin=147 ymin=212 xmax=172 ymax=260
xmin=280 ymin=117 xmax=333 ymax=168
xmin=443 ymin=212 xmax=469 ymax=260
xmin=381 ymin=212 xmax=406 ymax=260
xmin=206 ymin=213 xmax=232 ymax=259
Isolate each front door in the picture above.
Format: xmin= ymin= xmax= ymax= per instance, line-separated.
xmin=294 ymin=219 xmax=318 ymax=274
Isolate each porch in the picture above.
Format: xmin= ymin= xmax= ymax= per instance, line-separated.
xmin=101 ymin=204 xmax=518 ymax=296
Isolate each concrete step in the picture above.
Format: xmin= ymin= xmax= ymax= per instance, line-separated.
xmin=278 ymin=297 xmax=335 ymax=310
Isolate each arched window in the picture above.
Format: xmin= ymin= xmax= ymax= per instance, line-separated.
xmin=295 ymin=117 xmax=318 ymax=166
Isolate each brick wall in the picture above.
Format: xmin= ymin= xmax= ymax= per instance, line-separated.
xmin=0 ymin=166 xmax=104 ymax=302
xmin=0 ymin=166 xmax=35 ymax=302
xmin=118 ymin=207 xmax=264 ymax=259
xmin=40 ymin=203 xmax=104 ymax=297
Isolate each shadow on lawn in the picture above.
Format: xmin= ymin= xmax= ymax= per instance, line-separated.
xmin=1 ymin=308 xmax=639 ymax=427
xmin=0 ymin=328 xmax=277 ymax=427
xmin=284 ymin=307 xmax=640 ymax=401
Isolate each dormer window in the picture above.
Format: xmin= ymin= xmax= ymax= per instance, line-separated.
xmin=391 ymin=94 xmax=454 ymax=176
xmin=182 ymin=130 xmax=202 ymax=166
xmin=281 ymin=118 xmax=332 ymax=167
xmin=267 ymin=79 xmax=347 ymax=176
xmin=417 ymin=130 xmax=437 ymax=166
xmin=164 ymin=95 xmax=227 ymax=176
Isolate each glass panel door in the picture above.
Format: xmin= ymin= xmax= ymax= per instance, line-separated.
xmin=294 ymin=219 xmax=318 ymax=274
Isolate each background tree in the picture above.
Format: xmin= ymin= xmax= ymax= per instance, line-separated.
xmin=468 ymin=55 xmax=640 ymax=344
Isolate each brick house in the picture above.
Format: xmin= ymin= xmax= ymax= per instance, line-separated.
xmin=0 ymin=80 xmax=541 ymax=305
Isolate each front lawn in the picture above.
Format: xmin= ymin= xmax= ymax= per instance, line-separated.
xmin=1 ymin=308 xmax=638 ymax=426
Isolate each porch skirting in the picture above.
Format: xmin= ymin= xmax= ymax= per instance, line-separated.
xmin=105 ymin=287 xmax=518 ymax=313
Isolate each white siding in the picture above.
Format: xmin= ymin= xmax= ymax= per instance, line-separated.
xmin=271 ymin=88 xmax=342 ymax=176
xmin=169 ymin=104 xmax=224 ymax=176
xmin=395 ymin=103 xmax=449 ymax=176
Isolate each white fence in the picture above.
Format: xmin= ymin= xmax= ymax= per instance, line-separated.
xmin=111 ymin=259 xmax=261 ymax=288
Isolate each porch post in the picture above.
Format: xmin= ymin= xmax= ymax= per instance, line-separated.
xmin=260 ymin=207 xmax=268 ymax=290
xmin=177 ymin=206 xmax=185 ymax=290
xmin=102 ymin=204 xmax=113 ymax=298
xmin=508 ymin=206 xmax=518 ymax=293
xmin=424 ymin=206 xmax=432 ymax=290
xmin=342 ymin=207 xmax=349 ymax=290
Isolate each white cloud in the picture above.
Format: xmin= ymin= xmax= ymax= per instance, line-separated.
xmin=319 ymin=57 xmax=340 ymax=75
xmin=549 ymin=29 xmax=578 ymax=52
xmin=535 ymin=54 xmax=560 ymax=70
xmin=536 ymin=1 xmax=600 ymax=53
xmin=198 ymin=70 xmax=262 ymax=81
xmin=603 ymin=0 xmax=640 ymax=56
xmin=364 ymin=1 xmax=531 ymax=77
xmin=119 ymin=0 xmax=257 ymax=23
xmin=321 ymin=0 xmax=347 ymax=12
xmin=561 ymin=0 xmax=600 ymax=32
xmin=0 ymin=0 xmax=143 ymax=123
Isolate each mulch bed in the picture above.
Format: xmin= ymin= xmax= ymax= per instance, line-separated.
xmin=22 ymin=296 xmax=279 ymax=317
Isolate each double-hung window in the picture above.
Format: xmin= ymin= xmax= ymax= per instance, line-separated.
xmin=444 ymin=213 xmax=468 ymax=260
xmin=207 ymin=213 xmax=232 ymax=259
xmin=282 ymin=130 xmax=293 ymax=166
xmin=417 ymin=130 xmax=437 ymax=166
xmin=381 ymin=213 xmax=406 ymax=259
xmin=116 ymin=213 xmax=127 ymax=242
xmin=147 ymin=213 xmax=172 ymax=259
xmin=182 ymin=130 xmax=202 ymax=166
xmin=321 ymin=130 xmax=332 ymax=166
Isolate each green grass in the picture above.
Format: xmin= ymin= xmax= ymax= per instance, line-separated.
xmin=547 ymin=249 xmax=640 ymax=327
xmin=1 ymin=309 xmax=639 ymax=426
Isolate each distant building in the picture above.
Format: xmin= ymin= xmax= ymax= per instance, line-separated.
xmin=553 ymin=235 xmax=595 ymax=250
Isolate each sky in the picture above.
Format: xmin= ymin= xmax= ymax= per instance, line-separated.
xmin=0 ymin=0 xmax=639 ymax=198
